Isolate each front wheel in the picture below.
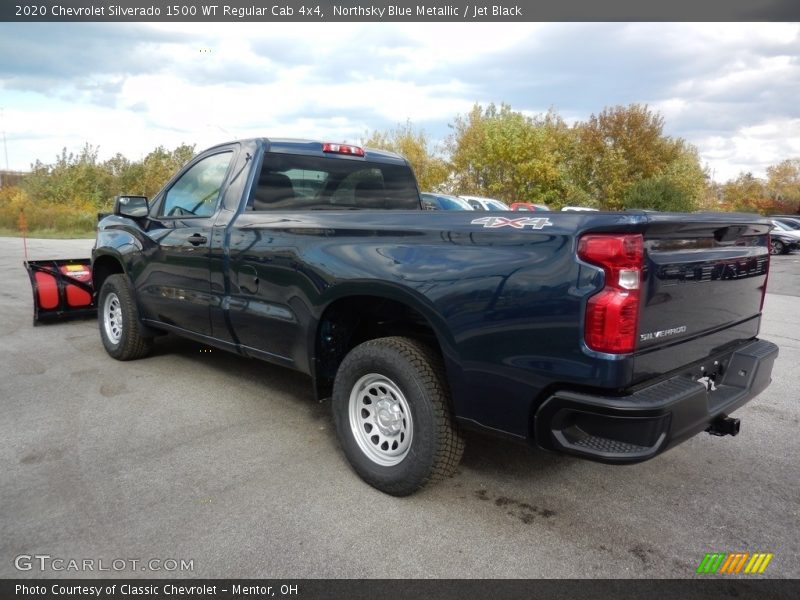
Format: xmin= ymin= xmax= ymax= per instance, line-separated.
xmin=98 ymin=274 xmax=153 ymax=360
xmin=770 ymin=239 xmax=785 ymax=255
xmin=332 ymin=336 xmax=465 ymax=496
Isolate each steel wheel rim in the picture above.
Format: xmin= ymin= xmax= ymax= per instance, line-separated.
xmin=103 ymin=292 xmax=123 ymax=344
xmin=348 ymin=373 xmax=413 ymax=467
xmin=770 ymin=240 xmax=782 ymax=255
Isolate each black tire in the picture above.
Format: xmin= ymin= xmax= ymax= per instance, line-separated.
xmin=332 ymin=336 xmax=465 ymax=496
xmin=98 ymin=274 xmax=153 ymax=361
xmin=770 ymin=239 xmax=785 ymax=255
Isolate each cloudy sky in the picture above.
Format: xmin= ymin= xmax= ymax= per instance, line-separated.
xmin=0 ymin=22 xmax=798 ymax=182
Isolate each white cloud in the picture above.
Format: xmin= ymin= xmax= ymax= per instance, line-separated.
xmin=0 ymin=22 xmax=798 ymax=183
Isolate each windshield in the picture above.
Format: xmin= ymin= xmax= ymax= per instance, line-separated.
xmin=485 ymin=199 xmax=509 ymax=210
xmin=772 ymin=221 xmax=791 ymax=231
xmin=776 ymin=219 xmax=800 ymax=230
xmin=437 ymin=195 xmax=472 ymax=210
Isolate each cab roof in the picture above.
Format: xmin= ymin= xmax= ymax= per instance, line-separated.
xmin=204 ymin=137 xmax=408 ymax=165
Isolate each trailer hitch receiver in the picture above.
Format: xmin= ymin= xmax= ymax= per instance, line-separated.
xmin=706 ymin=416 xmax=741 ymax=437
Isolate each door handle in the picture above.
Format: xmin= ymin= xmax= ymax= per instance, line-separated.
xmin=188 ymin=233 xmax=207 ymax=246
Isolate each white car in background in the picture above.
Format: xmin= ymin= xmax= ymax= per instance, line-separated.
xmin=420 ymin=193 xmax=475 ymax=210
xmin=459 ymin=195 xmax=510 ymax=211
xmin=769 ymin=220 xmax=800 ymax=254
xmin=561 ymin=206 xmax=599 ymax=212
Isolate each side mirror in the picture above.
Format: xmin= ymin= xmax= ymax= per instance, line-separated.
xmin=114 ymin=195 xmax=149 ymax=218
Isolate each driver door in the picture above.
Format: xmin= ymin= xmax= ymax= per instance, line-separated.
xmin=137 ymin=149 xmax=234 ymax=336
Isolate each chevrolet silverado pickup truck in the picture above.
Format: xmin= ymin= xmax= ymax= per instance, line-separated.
xmin=92 ymin=138 xmax=779 ymax=495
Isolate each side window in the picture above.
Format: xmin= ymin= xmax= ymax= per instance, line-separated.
xmin=468 ymin=200 xmax=484 ymax=210
xmin=161 ymin=152 xmax=233 ymax=217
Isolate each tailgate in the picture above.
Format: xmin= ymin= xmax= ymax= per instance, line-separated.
xmin=633 ymin=214 xmax=770 ymax=381
xmin=639 ymin=217 xmax=770 ymax=347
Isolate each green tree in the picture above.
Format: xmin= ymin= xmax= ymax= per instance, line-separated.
xmin=622 ymin=178 xmax=693 ymax=212
xmin=104 ymin=153 xmax=144 ymax=199
xmin=23 ymin=144 xmax=113 ymax=209
xmin=721 ymin=173 xmax=767 ymax=213
xmin=140 ymin=144 xmax=195 ymax=197
xmin=5 ymin=142 xmax=196 ymax=234
xmin=446 ymin=103 xmax=573 ymax=206
xmin=765 ymin=158 xmax=800 ymax=214
xmin=362 ymin=121 xmax=448 ymax=191
xmin=571 ymin=104 xmax=705 ymax=210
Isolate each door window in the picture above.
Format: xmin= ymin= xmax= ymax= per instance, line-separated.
xmin=162 ymin=152 xmax=233 ymax=217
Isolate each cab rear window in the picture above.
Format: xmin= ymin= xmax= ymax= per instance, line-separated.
xmin=248 ymin=153 xmax=420 ymax=211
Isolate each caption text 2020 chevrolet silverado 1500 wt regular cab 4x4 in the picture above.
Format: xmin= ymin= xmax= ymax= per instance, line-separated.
xmin=91 ymin=138 xmax=778 ymax=495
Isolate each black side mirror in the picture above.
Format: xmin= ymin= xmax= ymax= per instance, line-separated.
xmin=114 ymin=195 xmax=149 ymax=218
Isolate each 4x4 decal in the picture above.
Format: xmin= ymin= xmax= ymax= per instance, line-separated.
xmin=471 ymin=216 xmax=554 ymax=230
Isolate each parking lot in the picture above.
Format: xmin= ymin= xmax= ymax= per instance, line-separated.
xmin=1 ymin=236 xmax=798 ymax=579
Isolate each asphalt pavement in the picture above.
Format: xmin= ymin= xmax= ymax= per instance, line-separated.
xmin=1 ymin=237 xmax=798 ymax=579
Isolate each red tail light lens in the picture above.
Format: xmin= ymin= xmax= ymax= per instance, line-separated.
xmin=578 ymin=234 xmax=644 ymax=354
xmin=322 ymin=143 xmax=365 ymax=157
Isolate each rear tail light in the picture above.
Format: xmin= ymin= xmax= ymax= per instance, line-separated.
xmin=322 ymin=142 xmax=365 ymax=157
xmin=578 ymin=234 xmax=644 ymax=354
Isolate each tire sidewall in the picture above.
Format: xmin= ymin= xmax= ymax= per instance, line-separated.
xmin=98 ymin=275 xmax=131 ymax=359
xmin=332 ymin=342 xmax=439 ymax=494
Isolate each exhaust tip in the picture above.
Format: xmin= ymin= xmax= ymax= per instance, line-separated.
xmin=706 ymin=416 xmax=741 ymax=437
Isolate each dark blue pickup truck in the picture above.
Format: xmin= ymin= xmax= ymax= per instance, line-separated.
xmin=92 ymin=138 xmax=779 ymax=495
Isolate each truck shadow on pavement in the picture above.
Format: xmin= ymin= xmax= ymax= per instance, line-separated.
xmin=146 ymin=332 xmax=574 ymax=483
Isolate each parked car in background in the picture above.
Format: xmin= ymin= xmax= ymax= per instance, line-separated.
xmin=769 ymin=220 xmax=800 ymax=254
xmin=421 ymin=193 xmax=474 ymax=211
xmin=771 ymin=216 xmax=800 ymax=231
xmin=510 ymin=202 xmax=550 ymax=211
xmin=459 ymin=195 xmax=510 ymax=211
xmin=561 ymin=206 xmax=599 ymax=212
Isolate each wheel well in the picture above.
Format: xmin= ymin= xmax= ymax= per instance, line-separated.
xmin=92 ymin=256 xmax=124 ymax=296
xmin=314 ymin=296 xmax=442 ymax=399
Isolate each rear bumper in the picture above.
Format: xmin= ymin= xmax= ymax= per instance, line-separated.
xmin=533 ymin=339 xmax=779 ymax=463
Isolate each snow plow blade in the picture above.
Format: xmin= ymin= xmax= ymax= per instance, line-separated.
xmin=24 ymin=259 xmax=96 ymax=325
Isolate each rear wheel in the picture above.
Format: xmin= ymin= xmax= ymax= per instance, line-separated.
xmin=98 ymin=274 xmax=153 ymax=360
xmin=332 ymin=336 xmax=464 ymax=496
xmin=770 ymin=239 xmax=785 ymax=255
